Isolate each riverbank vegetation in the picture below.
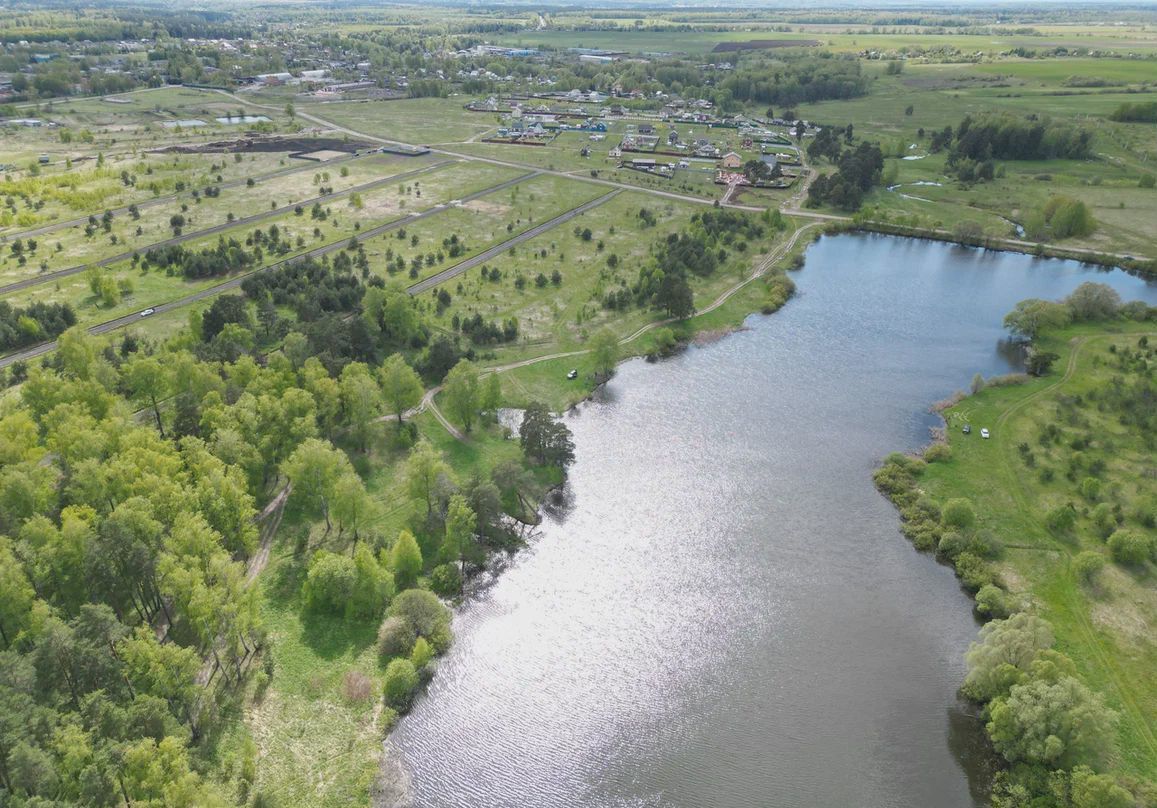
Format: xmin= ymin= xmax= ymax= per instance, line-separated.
xmin=875 ymin=283 xmax=1157 ymax=805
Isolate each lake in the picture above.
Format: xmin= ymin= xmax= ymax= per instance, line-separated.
xmin=387 ymin=234 xmax=1157 ymax=808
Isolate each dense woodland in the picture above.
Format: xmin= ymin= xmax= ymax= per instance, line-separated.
xmin=0 ymin=251 xmax=578 ymax=804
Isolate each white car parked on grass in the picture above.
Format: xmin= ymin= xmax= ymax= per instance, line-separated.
xmin=980 ymin=428 xmax=990 ymax=439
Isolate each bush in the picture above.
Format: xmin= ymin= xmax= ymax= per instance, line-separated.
xmin=942 ymin=498 xmax=977 ymax=531
xmin=1140 ymin=174 xmax=1156 ymax=189
xmin=377 ymin=615 xmax=416 ymax=658
xmin=1072 ymin=551 xmax=1106 ymax=586
xmin=1107 ymin=529 xmax=1151 ymax=566
xmin=383 ymin=659 xmax=419 ymax=710
xmin=955 ymin=552 xmax=994 ymax=591
xmin=923 ymin=443 xmax=952 ymax=463
xmin=1045 ymin=504 xmax=1076 ymax=533
xmin=389 ymin=589 xmax=453 ymax=652
xmin=975 ymin=584 xmax=1015 ymax=619
xmin=410 ymin=636 xmax=433 ymax=669
xmin=428 ymin=563 xmax=462 ymax=598
xmin=937 ymin=531 xmax=969 ymax=561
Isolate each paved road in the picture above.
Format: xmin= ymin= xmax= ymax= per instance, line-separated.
xmin=0 ymin=161 xmax=454 ymax=296
xmin=407 ymin=189 xmax=620 ymax=295
xmin=1 ymin=149 xmax=378 ymax=242
xmin=0 ymin=170 xmax=538 ymax=369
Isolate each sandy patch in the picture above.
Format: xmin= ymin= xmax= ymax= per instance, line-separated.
xmin=462 ymin=198 xmax=512 ymax=216
xmin=298 ymin=149 xmax=349 ymax=162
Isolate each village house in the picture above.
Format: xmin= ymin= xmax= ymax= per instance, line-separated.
xmin=720 ymin=152 xmax=743 ymax=169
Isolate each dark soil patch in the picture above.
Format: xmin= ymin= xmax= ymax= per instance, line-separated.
xmin=713 ymin=39 xmax=820 ymax=53
xmin=157 ymin=135 xmax=372 ymax=155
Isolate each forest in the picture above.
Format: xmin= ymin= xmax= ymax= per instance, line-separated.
xmin=0 ymin=268 xmax=575 ymax=803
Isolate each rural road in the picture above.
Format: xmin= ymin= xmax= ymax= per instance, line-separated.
xmin=0 ymin=160 xmax=453 ymax=296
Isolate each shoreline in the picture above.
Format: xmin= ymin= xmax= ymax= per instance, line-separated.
xmin=369 ymin=227 xmax=1149 ymax=808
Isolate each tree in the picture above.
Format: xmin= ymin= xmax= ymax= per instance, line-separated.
xmin=1069 ymin=765 xmax=1135 ymax=808
xmin=339 ymin=363 xmax=382 ymax=452
xmin=349 ymin=544 xmax=394 ymax=619
xmin=519 ymin=403 xmax=575 ymax=468
xmin=304 ymin=551 xmax=357 ymax=615
xmin=442 ymin=360 xmax=480 ymax=433
xmin=1072 ymin=551 xmax=1106 ymax=586
xmin=330 ymin=472 xmax=375 ymax=540
xmin=1026 ymin=350 xmax=1059 ymax=377
xmin=388 ymin=589 xmax=452 ymax=652
xmin=962 ymin=613 xmax=1055 ymax=703
xmin=403 ymin=441 xmax=452 ymax=516
xmin=589 ymin=328 xmax=618 ymax=382
xmin=655 ymin=271 xmax=695 ymax=319
xmin=283 ymin=439 xmax=351 ymax=533
xmin=0 ymin=538 xmax=34 ymax=648
xmin=1003 ymin=299 xmax=1070 ymax=340
xmin=123 ymin=355 xmax=171 ymax=436
xmin=479 ymin=373 xmax=502 ymax=420
xmin=383 ymin=658 xmax=418 ymax=709
xmin=987 ymin=675 xmax=1117 ymax=768
xmin=389 ymin=530 xmax=423 ymax=590
xmin=1065 ymin=282 xmax=1121 ymax=322
xmin=379 ymin=353 xmax=423 ymax=427
xmin=442 ymin=494 xmax=477 ymax=586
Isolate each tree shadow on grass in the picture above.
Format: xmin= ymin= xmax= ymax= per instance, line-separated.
xmin=299 ymin=609 xmax=378 ymax=663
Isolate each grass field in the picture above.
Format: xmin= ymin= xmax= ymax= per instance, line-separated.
xmin=919 ymin=323 xmax=1157 ymax=781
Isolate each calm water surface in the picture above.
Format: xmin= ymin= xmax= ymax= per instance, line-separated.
xmin=390 ymin=234 xmax=1157 ymax=808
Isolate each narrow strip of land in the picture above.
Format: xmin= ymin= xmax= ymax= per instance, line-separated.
xmin=406 ymin=189 xmax=620 ymax=295
xmin=0 ymin=160 xmax=454 ymax=295
xmin=1 ymin=148 xmax=378 ymax=241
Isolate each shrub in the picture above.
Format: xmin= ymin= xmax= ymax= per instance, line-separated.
xmin=942 ymin=498 xmax=977 ymax=531
xmin=937 ymin=531 xmax=969 ymax=560
xmin=1078 ymin=477 xmax=1101 ymax=502
xmin=1072 ymin=551 xmax=1106 ymax=586
xmin=342 ymin=670 xmax=374 ymax=703
xmin=975 ymin=584 xmax=1015 ymax=620
xmin=923 ymin=443 xmax=952 ymax=463
xmin=377 ymin=616 xmax=416 ymax=658
xmin=1107 ymin=529 xmax=1151 ymax=566
xmin=428 ymin=563 xmax=462 ymax=598
xmin=389 ymin=589 xmax=453 ymax=652
xmin=383 ymin=659 xmax=419 ymax=710
xmin=1140 ymin=174 xmax=1156 ymax=189
xmin=1045 ymin=504 xmax=1076 ymax=533
xmin=955 ymin=552 xmax=994 ymax=591
xmin=410 ymin=636 xmax=433 ymax=669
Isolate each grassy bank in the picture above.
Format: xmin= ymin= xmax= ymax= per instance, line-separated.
xmin=876 ymin=313 xmax=1157 ymax=800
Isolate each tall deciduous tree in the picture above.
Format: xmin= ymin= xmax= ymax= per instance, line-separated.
xmin=123 ymin=356 xmax=172 ymax=436
xmin=589 ymin=328 xmax=619 ymax=382
xmin=283 ymin=439 xmax=352 ymax=533
xmin=389 ymin=530 xmax=423 ymax=590
xmin=442 ymin=360 xmax=480 ymax=433
xmin=379 ymin=353 xmax=423 ymax=426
